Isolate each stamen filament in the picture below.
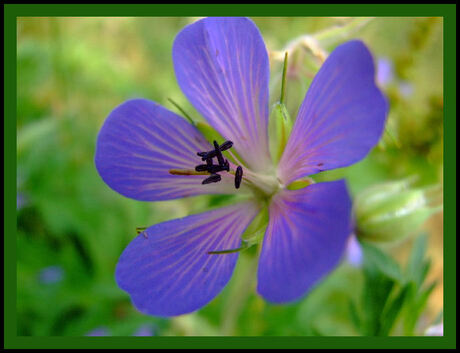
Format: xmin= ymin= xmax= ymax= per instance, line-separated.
xmin=169 ymin=169 xmax=210 ymax=176
xmin=226 ymin=148 xmax=249 ymax=170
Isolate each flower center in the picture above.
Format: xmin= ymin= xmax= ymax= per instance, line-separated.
xmin=169 ymin=139 xmax=281 ymax=198
xmin=242 ymin=169 xmax=281 ymax=199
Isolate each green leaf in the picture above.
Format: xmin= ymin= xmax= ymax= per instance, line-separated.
xmin=379 ymin=285 xmax=410 ymax=336
xmin=362 ymin=271 xmax=396 ymax=336
xmin=405 ymin=233 xmax=433 ymax=289
xmin=348 ymin=300 xmax=362 ymax=334
xmin=17 ymin=118 xmax=57 ymax=156
xmin=406 ymin=233 xmax=428 ymax=282
xmin=416 ymin=281 xmax=437 ymax=315
xmin=361 ymin=241 xmax=403 ymax=283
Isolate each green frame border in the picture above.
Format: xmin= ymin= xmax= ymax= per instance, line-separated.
xmin=6 ymin=4 xmax=456 ymax=349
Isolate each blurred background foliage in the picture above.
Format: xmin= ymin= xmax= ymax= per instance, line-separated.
xmin=17 ymin=17 xmax=443 ymax=336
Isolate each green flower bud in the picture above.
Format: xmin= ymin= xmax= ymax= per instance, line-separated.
xmin=354 ymin=178 xmax=442 ymax=243
xmin=269 ymin=52 xmax=294 ymax=165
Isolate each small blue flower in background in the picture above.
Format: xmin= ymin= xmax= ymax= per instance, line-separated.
xmin=424 ymin=323 xmax=443 ymax=336
xmin=38 ymin=265 xmax=64 ymax=285
xmin=95 ymin=17 xmax=387 ymax=316
xmin=376 ymin=57 xmax=394 ymax=87
xmin=17 ymin=192 xmax=27 ymax=210
xmin=345 ymin=235 xmax=363 ymax=268
xmin=133 ymin=323 xmax=156 ymax=336
xmin=398 ymin=81 xmax=414 ymax=98
xmin=376 ymin=56 xmax=414 ymax=98
xmin=86 ymin=327 xmax=111 ymax=336
xmin=17 ymin=171 xmax=28 ymax=210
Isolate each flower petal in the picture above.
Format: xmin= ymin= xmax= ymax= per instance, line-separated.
xmin=173 ymin=17 xmax=272 ymax=172
xmin=257 ymin=180 xmax=352 ymax=303
xmin=95 ymin=99 xmax=246 ymax=201
xmin=278 ymin=40 xmax=388 ymax=185
xmin=116 ymin=201 xmax=260 ymax=317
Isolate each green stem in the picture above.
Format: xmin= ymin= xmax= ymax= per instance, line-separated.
xmin=220 ymin=250 xmax=259 ymax=335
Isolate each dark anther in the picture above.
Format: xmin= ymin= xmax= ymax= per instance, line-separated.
xmin=222 ymin=159 xmax=230 ymax=172
xmin=195 ymin=140 xmax=234 ymax=186
xmin=213 ymin=140 xmax=225 ymax=166
xmin=199 ymin=151 xmax=215 ymax=160
xmin=219 ymin=141 xmax=233 ymax=152
xmin=211 ymin=163 xmax=229 ymax=173
xmin=235 ymin=166 xmax=243 ymax=189
xmin=195 ymin=164 xmax=209 ymax=172
xmin=198 ymin=140 xmax=233 ymax=161
xmin=202 ymin=173 xmax=221 ymax=185
xmin=196 ymin=164 xmax=228 ymax=173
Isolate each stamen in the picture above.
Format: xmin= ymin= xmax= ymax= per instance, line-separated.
xmin=195 ymin=164 xmax=210 ymax=172
xmin=198 ymin=150 xmax=216 ymax=160
xmin=219 ymin=141 xmax=233 ymax=152
xmin=222 ymin=159 xmax=230 ymax=172
xmin=194 ymin=140 xmax=236 ymax=187
xmin=197 ymin=141 xmax=233 ymax=161
xmin=202 ymin=173 xmax=221 ymax=184
xmin=213 ymin=140 xmax=225 ymax=166
xmin=195 ymin=164 xmax=229 ymax=173
xmin=235 ymin=166 xmax=243 ymax=189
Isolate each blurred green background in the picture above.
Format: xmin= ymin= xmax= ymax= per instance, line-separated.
xmin=17 ymin=17 xmax=443 ymax=336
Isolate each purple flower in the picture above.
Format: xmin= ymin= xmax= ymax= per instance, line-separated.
xmin=95 ymin=17 xmax=387 ymax=316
